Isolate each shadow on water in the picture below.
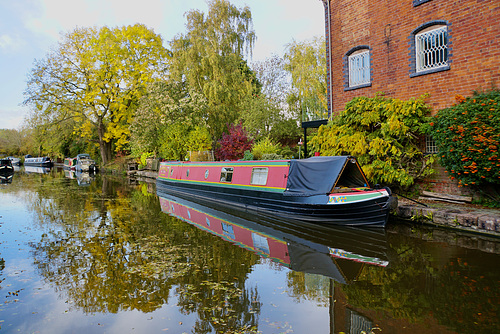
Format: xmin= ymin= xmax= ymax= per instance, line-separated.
xmin=0 ymin=169 xmax=498 ymax=333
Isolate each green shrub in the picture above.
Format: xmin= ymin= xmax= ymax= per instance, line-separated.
xmin=310 ymin=94 xmax=433 ymax=188
xmin=430 ymin=89 xmax=500 ymax=186
xmin=242 ymin=150 xmax=254 ymax=161
xmin=252 ymin=137 xmax=281 ymax=160
xmin=262 ymin=153 xmax=284 ymax=160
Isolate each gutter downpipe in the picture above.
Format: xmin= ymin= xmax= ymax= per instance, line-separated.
xmin=322 ymin=0 xmax=333 ymax=119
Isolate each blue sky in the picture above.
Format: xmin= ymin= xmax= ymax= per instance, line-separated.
xmin=0 ymin=0 xmax=325 ymax=130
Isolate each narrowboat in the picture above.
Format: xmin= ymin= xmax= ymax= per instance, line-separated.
xmin=74 ymin=154 xmax=97 ymax=173
xmin=7 ymin=156 xmax=21 ymax=166
xmin=24 ymin=155 xmax=53 ymax=167
xmin=157 ymin=190 xmax=389 ymax=282
xmin=0 ymin=158 xmax=14 ymax=183
xmin=64 ymin=157 xmax=77 ymax=170
xmin=156 ymin=156 xmax=396 ymax=227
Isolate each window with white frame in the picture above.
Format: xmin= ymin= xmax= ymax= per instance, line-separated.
xmin=348 ymin=49 xmax=371 ymax=87
xmin=250 ymin=167 xmax=268 ymax=185
xmin=415 ymin=25 xmax=448 ymax=72
xmin=425 ymin=135 xmax=438 ymax=154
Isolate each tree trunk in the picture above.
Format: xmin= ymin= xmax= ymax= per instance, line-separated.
xmin=97 ymin=120 xmax=113 ymax=165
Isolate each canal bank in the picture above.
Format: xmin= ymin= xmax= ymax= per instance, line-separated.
xmin=394 ymin=198 xmax=500 ymax=238
xmin=128 ymin=169 xmax=500 ymax=238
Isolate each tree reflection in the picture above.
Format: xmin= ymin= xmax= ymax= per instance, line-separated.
xmin=26 ymin=173 xmax=261 ymax=332
xmin=340 ymin=236 xmax=500 ymax=333
xmin=286 ymin=271 xmax=330 ymax=306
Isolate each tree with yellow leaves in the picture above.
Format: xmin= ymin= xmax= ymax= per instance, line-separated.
xmin=24 ymin=24 xmax=169 ymax=164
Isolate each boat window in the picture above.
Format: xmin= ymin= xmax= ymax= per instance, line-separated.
xmin=221 ymin=222 xmax=235 ymax=239
xmin=220 ymin=167 xmax=233 ymax=182
xmin=204 ymin=169 xmax=209 ymax=179
xmin=186 ymin=169 xmax=190 ymax=178
xmin=252 ymin=233 xmax=270 ymax=254
xmin=251 ymin=167 xmax=268 ymax=185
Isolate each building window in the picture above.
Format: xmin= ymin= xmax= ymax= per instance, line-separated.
xmin=344 ymin=46 xmax=371 ymax=91
xmin=410 ymin=21 xmax=451 ymax=77
xmin=425 ymin=135 xmax=438 ymax=154
xmin=251 ymin=167 xmax=268 ymax=185
xmin=349 ymin=50 xmax=370 ymax=87
xmin=416 ymin=26 xmax=448 ymax=72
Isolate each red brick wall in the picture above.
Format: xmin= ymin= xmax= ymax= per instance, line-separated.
xmin=327 ymin=0 xmax=500 ymax=115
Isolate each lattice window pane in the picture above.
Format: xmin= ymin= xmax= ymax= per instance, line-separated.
xmin=348 ymin=50 xmax=370 ymax=87
xmin=416 ymin=26 xmax=448 ymax=72
xmin=425 ymin=135 xmax=438 ymax=154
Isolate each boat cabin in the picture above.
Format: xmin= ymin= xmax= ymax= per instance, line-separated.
xmin=158 ymin=156 xmax=371 ymax=195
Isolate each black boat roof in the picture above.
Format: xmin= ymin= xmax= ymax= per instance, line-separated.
xmin=285 ymin=156 xmax=370 ymax=196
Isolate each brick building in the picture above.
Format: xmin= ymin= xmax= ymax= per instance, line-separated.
xmin=317 ymin=0 xmax=500 ymax=193
xmin=319 ymin=0 xmax=500 ymax=117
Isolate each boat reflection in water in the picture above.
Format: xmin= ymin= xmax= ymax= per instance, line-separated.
xmin=157 ymin=189 xmax=389 ymax=283
xmin=24 ymin=166 xmax=52 ymax=174
xmin=64 ymin=169 xmax=96 ymax=186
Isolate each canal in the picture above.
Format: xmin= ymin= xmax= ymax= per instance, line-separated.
xmin=0 ymin=168 xmax=498 ymax=333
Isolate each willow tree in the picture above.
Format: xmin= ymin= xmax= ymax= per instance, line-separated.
xmin=169 ymin=0 xmax=258 ymax=140
xmin=23 ymin=24 xmax=169 ymax=164
xmin=284 ymin=37 xmax=327 ymax=122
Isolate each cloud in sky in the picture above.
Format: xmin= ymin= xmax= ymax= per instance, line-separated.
xmin=0 ymin=0 xmax=325 ymax=130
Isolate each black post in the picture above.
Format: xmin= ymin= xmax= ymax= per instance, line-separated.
xmin=301 ymin=119 xmax=328 ymax=159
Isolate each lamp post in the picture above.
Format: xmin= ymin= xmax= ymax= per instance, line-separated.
xmin=298 ymin=138 xmax=303 ymax=159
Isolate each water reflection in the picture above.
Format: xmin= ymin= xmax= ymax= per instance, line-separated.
xmin=157 ymin=189 xmax=389 ymax=284
xmin=0 ymin=170 xmax=497 ymax=333
xmin=25 ymin=174 xmax=261 ymax=333
xmin=24 ymin=166 xmax=52 ymax=174
xmin=64 ymin=168 xmax=96 ymax=186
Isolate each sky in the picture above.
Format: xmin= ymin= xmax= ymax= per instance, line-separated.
xmin=0 ymin=0 xmax=325 ymax=130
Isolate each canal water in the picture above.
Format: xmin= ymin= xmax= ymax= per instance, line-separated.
xmin=0 ymin=168 xmax=498 ymax=334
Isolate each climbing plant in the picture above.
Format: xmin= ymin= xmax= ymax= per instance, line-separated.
xmin=310 ymin=94 xmax=434 ymax=188
xmin=429 ymin=89 xmax=500 ymax=187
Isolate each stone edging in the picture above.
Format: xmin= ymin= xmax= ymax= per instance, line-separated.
xmin=393 ymin=204 xmax=500 ymax=237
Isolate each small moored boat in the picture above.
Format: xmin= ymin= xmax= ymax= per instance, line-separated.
xmin=0 ymin=158 xmax=14 ymax=183
xmin=64 ymin=157 xmax=77 ymax=170
xmin=75 ymin=154 xmax=97 ymax=173
xmin=156 ymin=156 xmax=396 ymax=227
xmin=24 ymin=155 xmax=53 ymax=167
xmin=7 ymin=157 xmax=21 ymax=166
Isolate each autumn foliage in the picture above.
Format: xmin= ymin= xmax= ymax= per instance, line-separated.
xmin=430 ymin=89 xmax=500 ymax=186
xmin=310 ymin=95 xmax=433 ymax=187
xmin=215 ymin=123 xmax=254 ymax=161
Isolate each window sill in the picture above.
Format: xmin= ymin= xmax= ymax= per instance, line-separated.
xmin=344 ymin=83 xmax=372 ymax=91
xmin=410 ymin=65 xmax=450 ymax=78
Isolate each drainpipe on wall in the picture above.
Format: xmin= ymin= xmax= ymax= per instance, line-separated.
xmin=321 ymin=0 xmax=333 ymax=118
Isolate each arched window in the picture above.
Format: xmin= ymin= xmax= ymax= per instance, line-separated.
xmin=410 ymin=21 xmax=451 ymax=77
xmin=344 ymin=46 xmax=371 ymax=90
